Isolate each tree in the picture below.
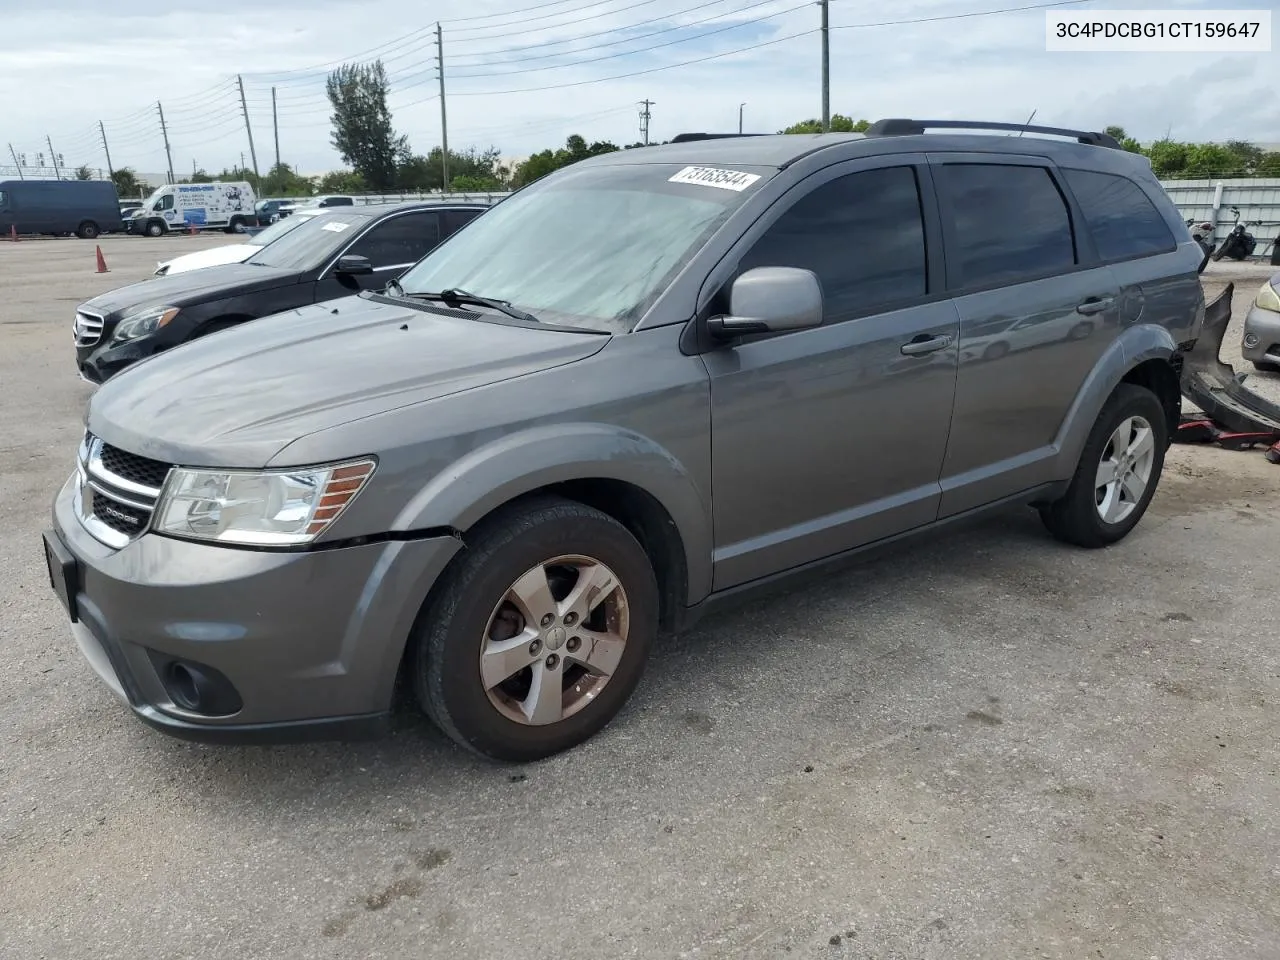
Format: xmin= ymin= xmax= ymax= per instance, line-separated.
xmin=110 ymin=167 xmax=147 ymax=199
xmin=780 ymin=114 xmax=869 ymax=134
xmin=510 ymin=135 xmax=619 ymax=188
xmin=74 ymin=165 xmax=94 ymax=181
xmin=185 ymin=168 xmax=214 ymax=183
xmin=1224 ymin=139 xmax=1263 ymax=174
xmin=1145 ymin=139 xmax=1189 ymax=178
xmin=317 ymin=169 xmax=366 ymax=193
xmin=326 ymin=60 xmax=407 ymax=191
xmin=260 ymin=162 xmax=314 ymax=197
xmin=1259 ymin=152 xmax=1280 ymax=177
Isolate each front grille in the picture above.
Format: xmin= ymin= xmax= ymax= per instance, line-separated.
xmin=74 ymin=311 xmax=105 ymax=347
xmin=91 ymin=491 xmax=150 ymax=536
xmin=76 ymin=432 xmax=172 ymax=548
xmin=98 ymin=442 xmax=171 ymax=489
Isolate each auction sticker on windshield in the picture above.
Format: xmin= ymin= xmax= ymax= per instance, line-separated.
xmin=668 ymin=166 xmax=762 ymax=192
xmin=321 ymin=221 xmax=352 ymax=233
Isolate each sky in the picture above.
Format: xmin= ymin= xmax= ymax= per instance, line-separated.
xmin=2 ymin=0 xmax=1278 ymax=180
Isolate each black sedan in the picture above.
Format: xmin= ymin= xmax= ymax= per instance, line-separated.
xmin=73 ymin=201 xmax=490 ymax=384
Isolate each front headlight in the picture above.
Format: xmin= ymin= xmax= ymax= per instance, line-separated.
xmin=113 ymin=304 xmax=180 ymax=341
xmin=153 ymin=458 xmax=376 ymax=546
xmin=1255 ymin=280 xmax=1280 ymax=314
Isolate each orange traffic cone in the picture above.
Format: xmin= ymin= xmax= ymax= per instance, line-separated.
xmin=9 ymin=225 xmax=17 ymax=242
xmin=187 ymin=222 xmax=196 ymax=236
xmin=95 ymin=245 xmax=109 ymax=274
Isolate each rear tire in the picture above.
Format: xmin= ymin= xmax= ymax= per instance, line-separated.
xmin=1039 ymin=383 xmax=1167 ymax=548
xmin=227 ymin=216 xmax=246 ymax=235
xmin=76 ymin=220 xmax=100 ymax=240
xmin=412 ymin=496 xmax=659 ymax=762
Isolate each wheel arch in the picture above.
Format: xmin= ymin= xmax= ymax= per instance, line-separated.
xmin=1053 ymin=323 xmax=1181 ymax=474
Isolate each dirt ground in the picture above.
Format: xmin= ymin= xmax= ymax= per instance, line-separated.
xmin=1 ymin=238 xmax=1279 ymax=960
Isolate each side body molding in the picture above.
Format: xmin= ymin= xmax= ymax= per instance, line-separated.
xmin=391 ymin=422 xmax=715 ymax=604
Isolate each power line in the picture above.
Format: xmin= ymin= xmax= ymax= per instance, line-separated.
xmin=449 ymin=2 xmax=807 ymax=79
xmin=830 ymin=0 xmax=1094 ymax=29
xmin=446 ymin=0 xmax=772 ymax=65
xmin=444 ymin=0 xmax=667 ymax=36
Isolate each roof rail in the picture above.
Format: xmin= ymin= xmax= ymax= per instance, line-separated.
xmin=669 ymin=132 xmax=767 ymax=143
xmin=864 ymin=118 xmax=1121 ymax=150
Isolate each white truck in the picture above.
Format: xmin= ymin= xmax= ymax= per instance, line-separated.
xmin=126 ymin=181 xmax=257 ymax=236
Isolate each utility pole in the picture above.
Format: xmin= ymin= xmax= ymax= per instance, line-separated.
xmin=436 ymin=23 xmax=449 ymax=191
xmin=98 ymin=121 xmax=114 ymax=182
xmin=8 ymin=143 xmax=24 ymax=179
xmin=639 ymin=99 xmax=654 ymax=145
xmin=820 ymin=0 xmax=830 ymax=132
xmin=236 ymin=74 xmax=260 ymax=180
xmin=272 ymin=86 xmax=281 ymax=169
xmin=157 ymin=101 xmax=175 ymax=185
xmin=47 ymin=135 xmax=62 ymax=179
xmin=738 ymin=102 xmax=746 ymax=135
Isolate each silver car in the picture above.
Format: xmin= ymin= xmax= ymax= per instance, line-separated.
xmin=1241 ymin=272 xmax=1280 ymax=370
xmin=43 ymin=119 xmax=1205 ymax=761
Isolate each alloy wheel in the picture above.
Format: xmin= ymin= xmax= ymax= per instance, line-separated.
xmin=480 ymin=555 xmax=629 ymax=726
xmin=1095 ymin=415 xmax=1155 ymax=524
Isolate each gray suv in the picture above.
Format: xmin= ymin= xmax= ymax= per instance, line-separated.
xmin=43 ymin=119 xmax=1205 ymax=761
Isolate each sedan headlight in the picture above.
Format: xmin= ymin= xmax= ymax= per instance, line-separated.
xmin=1255 ymin=280 xmax=1280 ymax=314
xmin=113 ymin=304 xmax=180 ymax=341
xmin=153 ymin=459 xmax=376 ymax=546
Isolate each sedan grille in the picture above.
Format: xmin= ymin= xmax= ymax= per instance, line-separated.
xmin=74 ymin=311 xmax=105 ymax=347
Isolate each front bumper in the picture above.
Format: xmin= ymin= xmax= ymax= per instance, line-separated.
xmin=1241 ymin=304 xmax=1280 ymax=365
xmin=46 ymin=473 xmax=463 ymax=743
xmin=76 ymin=333 xmax=158 ymax=384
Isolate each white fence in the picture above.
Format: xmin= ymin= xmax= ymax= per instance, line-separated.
xmin=1158 ymin=178 xmax=1280 ymax=259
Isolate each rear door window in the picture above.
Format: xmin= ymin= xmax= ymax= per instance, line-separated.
xmin=1062 ymin=168 xmax=1177 ymax=261
xmin=442 ymin=208 xmax=484 ymax=237
xmin=939 ymin=164 xmax=1076 ymax=289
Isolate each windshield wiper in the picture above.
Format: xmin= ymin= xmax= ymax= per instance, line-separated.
xmin=406 ymin=287 xmax=540 ymax=324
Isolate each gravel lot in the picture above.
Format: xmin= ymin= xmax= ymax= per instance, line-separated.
xmin=2 ymin=237 xmax=1279 ymax=960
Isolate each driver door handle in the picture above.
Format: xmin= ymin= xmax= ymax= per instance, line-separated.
xmin=1076 ymin=297 xmax=1114 ymax=316
xmin=900 ymin=334 xmax=953 ymax=357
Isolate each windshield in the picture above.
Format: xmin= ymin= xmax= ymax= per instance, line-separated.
xmin=246 ymin=211 xmax=318 ymax=247
xmin=396 ymin=162 xmax=764 ymax=332
xmin=245 ymin=211 xmax=371 ymax=270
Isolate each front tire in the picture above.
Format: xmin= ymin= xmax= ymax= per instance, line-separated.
xmin=145 ymin=220 xmax=164 ymax=238
xmin=1039 ymin=383 xmax=1167 ymax=548
xmin=413 ymin=496 xmax=659 ymax=762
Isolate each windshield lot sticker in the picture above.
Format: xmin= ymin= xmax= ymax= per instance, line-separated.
xmin=321 ymin=221 xmax=351 ymax=232
xmin=668 ymin=166 xmax=761 ymax=192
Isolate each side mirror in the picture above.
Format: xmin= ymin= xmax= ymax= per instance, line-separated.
xmin=335 ymin=254 xmax=373 ymax=276
xmin=707 ymin=266 xmax=824 ymax=339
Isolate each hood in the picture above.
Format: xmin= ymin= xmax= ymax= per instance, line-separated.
xmin=87 ymin=294 xmax=611 ymax=468
xmin=156 ymin=243 xmax=258 ymax=276
xmin=81 ymin=262 xmax=299 ymax=316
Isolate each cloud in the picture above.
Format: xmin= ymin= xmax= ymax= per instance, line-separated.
xmin=1 ymin=0 xmax=1276 ymax=178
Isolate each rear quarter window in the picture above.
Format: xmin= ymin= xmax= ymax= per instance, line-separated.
xmin=1062 ymin=168 xmax=1177 ymax=262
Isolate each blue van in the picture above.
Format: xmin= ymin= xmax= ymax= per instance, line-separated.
xmin=0 ymin=180 xmax=124 ymax=239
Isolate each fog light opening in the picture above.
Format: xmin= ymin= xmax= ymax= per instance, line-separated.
xmin=166 ymin=662 xmax=203 ymax=711
xmin=1244 ymin=333 xmax=1261 ymax=348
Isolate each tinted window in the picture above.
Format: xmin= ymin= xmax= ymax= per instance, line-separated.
xmin=245 ymin=211 xmax=372 ymax=270
xmin=346 ymin=212 xmax=442 ymax=267
xmin=442 ymin=208 xmax=483 ymax=237
xmin=0 ymin=191 xmax=7 ymax=206
xmin=1063 ymin=168 xmax=1176 ymax=261
xmin=941 ymin=164 xmax=1075 ymax=288
xmin=737 ymin=166 xmax=927 ymax=320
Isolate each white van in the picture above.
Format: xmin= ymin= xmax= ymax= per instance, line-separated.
xmin=127 ymin=181 xmax=257 ymax=236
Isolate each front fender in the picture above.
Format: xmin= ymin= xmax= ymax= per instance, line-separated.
xmin=1053 ymin=322 xmax=1178 ymax=475
xmin=391 ymin=422 xmax=714 ymax=603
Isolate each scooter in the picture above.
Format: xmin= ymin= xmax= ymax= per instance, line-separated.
xmin=1211 ymin=207 xmax=1262 ymax=261
xmin=1186 ymin=218 xmax=1215 ymax=258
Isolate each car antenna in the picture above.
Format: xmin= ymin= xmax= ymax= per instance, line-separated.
xmin=1018 ymin=109 xmax=1036 ymax=136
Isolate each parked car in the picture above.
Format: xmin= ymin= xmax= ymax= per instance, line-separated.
xmin=73 ymin=200 xmax=489 ymax=382
xmin=153 ymin=209 xmax=324 ymax=276
xmin=0 ymin=179 xmax=123 ymax=238
xmin=125 ymin=181 xmax=257 ymax=236
xmin=280 ymin=195 xmax=355 ymax=218
xmin=254 ymin=198 xmax=295 ymax=224
xmin=1242 ymin=272 xmax=1280 ymax=370
xmin=44 ymin=119 xmax=1204 ymax=761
